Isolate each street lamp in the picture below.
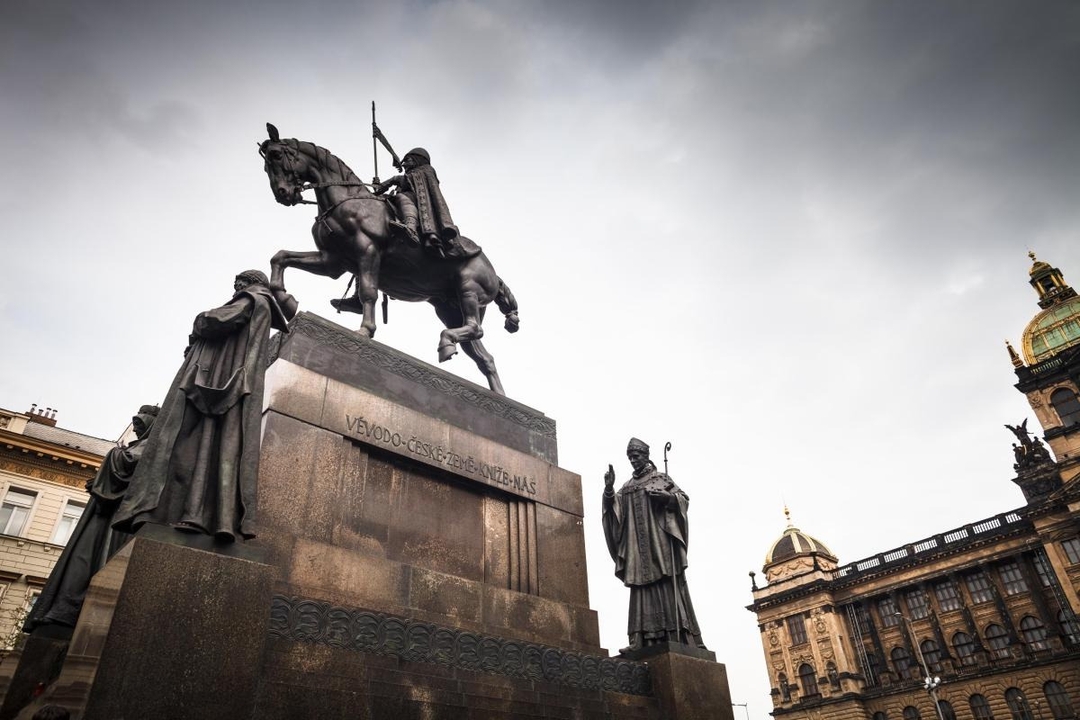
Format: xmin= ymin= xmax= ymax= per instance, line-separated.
xmin=732 ymin=703 xmax=751 ymax=720
xmin=894 ymin=613 xmax=946 ymax=720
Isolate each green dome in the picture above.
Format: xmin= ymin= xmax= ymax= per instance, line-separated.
xmin=1022 ymin=295 xmax=1080 ymax=364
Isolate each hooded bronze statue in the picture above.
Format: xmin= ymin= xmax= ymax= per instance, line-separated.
xmin=113 ymin=271 xmax=297 ymax=541
xmin=24 ymin=405 xmax=160 ymax=632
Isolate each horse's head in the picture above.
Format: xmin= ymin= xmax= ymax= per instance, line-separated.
xmin=259 ymin=123 xmax=305 ymax=206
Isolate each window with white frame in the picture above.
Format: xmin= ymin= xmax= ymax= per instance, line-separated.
xmin=0 ymin=488 xmax=37 ymax=537
xmin=51 ymin=500 xmax=86 ymax=545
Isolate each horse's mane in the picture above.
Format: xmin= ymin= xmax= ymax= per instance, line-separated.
xmin=289 ymin=139 xmax=361 ymax=184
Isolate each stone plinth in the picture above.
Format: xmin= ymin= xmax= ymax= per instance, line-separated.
xmin=9 ymin=313 xmax=737 ymax=718
xmin=258 ymin=313 xmax=594 ymax=652
xmin=253 ymin=313 xmax=659 ymax=717
xmin=23 ymin=533 xmax=274 ymax=720
xmin=643 ymin=646 xmax=735 ymax=720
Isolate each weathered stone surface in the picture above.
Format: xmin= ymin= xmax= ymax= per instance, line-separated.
xmin=286 ymin=537 xmax=410 ymax=611
xmin=408 ymin=567 xmax=484 ymax=624
xmin=482 ymin=585 xmax=571 ymax=646
xmin=256 ymin=412 xmax=343 ymax=543
xmin=265 ymin=367 xmax=584 ymax=513
xmin=645 ymin=648 xmax=734 ymax=720
xmin=33 ymin=534 xmax=273 ymax=720
xmin=483 ymin=495 xmax=511 ymax=589
xmin=387 ymin=462 xmax=485 ymax=582
xmin=270 ymin=314 xmax=558 ymax=462
xmin=548 ymin=465 xmax=585 ymax=518
xmin=262 ymin=356 xmax=328 ymax=426
xmin=535 ymin=503 xmax=590 ymax=606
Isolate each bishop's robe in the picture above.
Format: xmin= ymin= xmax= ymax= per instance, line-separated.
xmin=602 ymin=463 xmax=704 ymax=649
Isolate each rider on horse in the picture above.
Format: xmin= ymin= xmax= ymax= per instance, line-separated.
xmin=374 ymin=148 xmax=466 ymax=259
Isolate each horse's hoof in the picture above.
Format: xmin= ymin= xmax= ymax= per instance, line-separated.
xmin=438 ymin=344 xmax=457 ymax=363
xmin=356 ymin=327 xmax=373 ymax=339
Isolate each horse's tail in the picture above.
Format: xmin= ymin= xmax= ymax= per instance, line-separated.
xmin=495 ymin=278 xmax=520 ymax=333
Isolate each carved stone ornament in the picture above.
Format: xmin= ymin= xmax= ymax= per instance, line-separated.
xmin=769 ymin=631 xmax=780 ymax=647
xmin=269 ymin=595 xmax=651 ymax=695
xmin=766 ymin=557 xmax=814 ymax=581
xmin=815 ymin=618 xmax=827 ymax=635
xmin=772 ymin=659 xmax=786 ymax=672
xmin=1028 ymin=393 xmax=1045 ymax=409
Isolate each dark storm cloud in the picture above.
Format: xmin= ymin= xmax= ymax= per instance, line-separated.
xmin=1 ymin=1 xmax=206 ymax=155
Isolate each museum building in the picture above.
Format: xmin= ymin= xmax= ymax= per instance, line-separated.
xmin=748 ymin=255 xmax=1080 ymax=720
xmin=0 ymin=405 xmax=112 ymax=692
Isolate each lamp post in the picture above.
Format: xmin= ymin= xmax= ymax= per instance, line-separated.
xmin=895 ymin=613 xmax=946 ymax=720
xmin=733 ymin=703 xmax=751 ymax=720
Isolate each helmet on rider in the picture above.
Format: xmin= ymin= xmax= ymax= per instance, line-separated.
xmin=403 ymin=148 xmax=430 ymax=166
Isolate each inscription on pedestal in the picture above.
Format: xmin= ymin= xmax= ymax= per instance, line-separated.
xmin=344 ymin=412 xmax=540 ymax=497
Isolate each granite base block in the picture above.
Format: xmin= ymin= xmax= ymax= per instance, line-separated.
xmin=29 ymin=534 xmax=274 ymax=720
xmin=646 ymin=647 xmax=734 ymax=720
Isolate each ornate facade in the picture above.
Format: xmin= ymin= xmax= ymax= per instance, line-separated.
xmin=0 ymin=405 xmax=112 ymax=692
xmin=748 ymin=256 xmax=1080 ymax=720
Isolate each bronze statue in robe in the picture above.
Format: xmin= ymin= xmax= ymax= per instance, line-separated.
xmin=24 ymin=405 xmax=159 ymax=632
xmin=114 ymin=270 xmax=297 ymax=541
xmin=603 ymin=437 xmax=706 ymax=654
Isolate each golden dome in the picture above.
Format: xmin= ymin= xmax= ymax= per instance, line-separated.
xmin=1021 ymin=295 xmax=1080 ymax=364
xmin=1019 ymin=253 xmax=1080 ymax=364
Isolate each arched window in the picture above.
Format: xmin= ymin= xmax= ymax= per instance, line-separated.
xmin=903 ymin=706 xmax=922 ymax=720
xmin=891 ymin=646 xmax=915 ymax=679
xmin=1058 ymin=609 xmax=1080 ymax=645
xmin=985 ymin=624 xmax=1011 ymax=658
xmin=1043 ymin=681 xmax=1075 ymax=720
xmin=1019 ymin=616 xmax=1049 ymax=651
xmin=920 ymin=639 xmax=943 ymax=673
xmin=938 ymin=700 xmax=957 ymax=720
xmin=864 ymin=652 xmax=881 ymax=686
xmin=952 ymin=632 xmax=977 ymax=665
xmin=970 ymin=694 xmax=995 ymax=720
xmin=798 ymin=663 xmax=818 ymax=697
xmin=1006 ymin=688 xmax=1035 ymax=720
xmin=1051 ymin=388 xmax=1080 ymax=427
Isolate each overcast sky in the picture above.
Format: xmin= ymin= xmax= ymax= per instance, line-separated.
xmin=3 ymin=0 xmax=1080 ymax=712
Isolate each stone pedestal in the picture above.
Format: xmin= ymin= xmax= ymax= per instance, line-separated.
xmin=639 ymin=646 xmax=734 ymax=720
xmin=252 ymin=313 xmax=657 ymax=717
xmin=24 ymin=532 xmax=274 ymax=720
xmin=10 ymin=312 xmax=733 ymax=718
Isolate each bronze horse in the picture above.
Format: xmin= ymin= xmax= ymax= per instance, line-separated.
xmin=259 ymin=124 xmax=519 ymax=395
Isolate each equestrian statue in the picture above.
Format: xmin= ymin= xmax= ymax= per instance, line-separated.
xmin=259 ymin=121 xmax=519 ymax=395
